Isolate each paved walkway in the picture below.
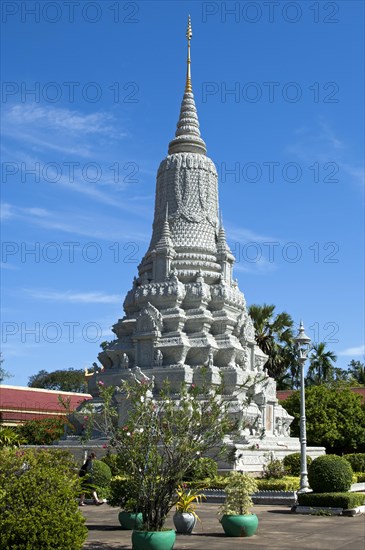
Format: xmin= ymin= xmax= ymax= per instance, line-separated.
xmin=82 ymin=503 xmax=365 ymax=550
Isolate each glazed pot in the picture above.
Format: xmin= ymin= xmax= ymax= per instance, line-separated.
xmin=118 ymin=511 xmax=143 ymax=530
xmin=221 ymin=513 xmax=258 ymax=537
xmin=131 ymin=529 xmax=176 ymax=550
xmin=173 ymin=511 xmax=197 ymax=534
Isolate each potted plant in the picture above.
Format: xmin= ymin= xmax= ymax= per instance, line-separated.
xmin=173 ymin=484 xmax=205 ymax=534
xmin=109 ymin=475 xmax=143 ymax=530
xmin=219 ymin=471 xmax=259 ymax=537
xmin=84 ymin=373 xmax=238 ymax=550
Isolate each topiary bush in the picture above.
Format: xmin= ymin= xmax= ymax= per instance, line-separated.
xmin=0 ymin=448 xmax=87 ymax=549
xmin=283 ymin=453 xmax=312 ymax=476
xmin=101 ymin=453 xmax=122 ymax=476
xmin=343 ymin=453 xmax=365 ymax=473
xmin=92 ymin=459 xmax=112 ymax=499
xmin=308 ymin=455 xmax=353 ymax=493
xmin=184 ymin=457 xmax=218 ymax=481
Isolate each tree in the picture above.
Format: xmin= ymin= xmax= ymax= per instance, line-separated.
xmin=347 ymin=360 xmax=365 ymax=385
xmin=83 ymin=375 xmax=237 ymax=531
xmin=248 ymin=304 xmax=295 ymax=381
xmin=28 ymin=368 xmax=87 ymax=393
xmin=0 ymin=353 xmax=12 ymax=384
xmin=306 ymin=342 xmax=337 ymax=386
xmin=281 ymin=385 xmax=365 ymax=454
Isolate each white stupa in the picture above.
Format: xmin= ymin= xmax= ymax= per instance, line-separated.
xmin=87 ymin=18 xmax=324 ymax=471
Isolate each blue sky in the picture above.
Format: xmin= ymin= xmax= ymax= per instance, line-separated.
xmin=1 ymin=0 xmax=364 ymax=387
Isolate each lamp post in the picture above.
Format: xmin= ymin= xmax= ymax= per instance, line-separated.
xmin=294 ymin=320 xmax=312 ymax=494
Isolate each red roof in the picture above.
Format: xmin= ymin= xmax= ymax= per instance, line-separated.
xmin=0 ymin=385 xmax=92 ymax=424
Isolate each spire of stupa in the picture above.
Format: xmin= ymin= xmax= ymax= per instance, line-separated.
xmin=168 ymin=16 xmax=207 ymax=156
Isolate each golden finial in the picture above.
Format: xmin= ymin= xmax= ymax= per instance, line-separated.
xmin=185 ymin=15 xmax=192 ymax=93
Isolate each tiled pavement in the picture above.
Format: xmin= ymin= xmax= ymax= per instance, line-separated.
xmin=82 ymin=503 xmax=365 ymax=550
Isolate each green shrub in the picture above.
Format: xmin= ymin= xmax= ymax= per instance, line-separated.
xmin=356 ymin=472 xmax=365 ymax=482
xmin=18 ymin=417 xmax=66 ymax=445
xmin=308 ymin=455 xmax=353 ymax=493
xmin=92 ymin=459 xmax=112 ymax=499
xmin=283 ymin=453 xmax=312 ymax=476
xmin=256 ymin=476 xmax=299 ymax=491
xmin=109 ymin=475 xmax=138 ymax=511
xmin=0 ymin=448 xmax=87 ymax=549
xmin=298 ymin=492 xmax=365 ymax=509
xmin=184 ymin=457 xmax=218 ymax=481
xmin=262 ymin=456 xmax=286 ymax=479
xmin=343 ymin=453 xmax=365 ymax=473
xmin=100 ymin=453 xmax=121 ymax=476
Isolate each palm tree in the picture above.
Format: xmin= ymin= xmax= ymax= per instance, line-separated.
xmin=248 ymin=304 xmax=295 ymax=380
xmin=306 ymin=342 xmax=337 ymax=386
xmin=347 ymin=360 xmax=365 ymax=385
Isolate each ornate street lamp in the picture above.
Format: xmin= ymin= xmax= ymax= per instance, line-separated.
xmin=294 ymin=321 xmax=312 ymax=494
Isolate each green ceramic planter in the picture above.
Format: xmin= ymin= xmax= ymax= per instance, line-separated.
xmin=132 ymin=529 xmax=176 ymax=550
xmin=221 ymin=513 xmax=258 ymax=537
xmin=118 ymin=511 xmax=143 ymax=530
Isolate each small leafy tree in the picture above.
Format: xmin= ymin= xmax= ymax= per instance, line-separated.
xmin=84 ymin=375 xmax=237 ymax=531
xmin=219 ymin=472 xmax=258 ymax=515
xmin=28 ymin=368 xmax=87 ymax=392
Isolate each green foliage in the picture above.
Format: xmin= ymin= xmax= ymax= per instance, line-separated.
xmin=85 ymin=376 xmax=237 ymax=531
xmin=343 ymin=453 xmax=365 ymax=473
xmin=306 ymin=342 xmax=337 ymax=386
xmin=0 ymin=448 xmax=87 ymax=549
xmin=262 ymin=455 xmax=286 ymax=479
xmin=347 ymin=360 xmax=365 ymax=385
xmin=298 ymin=492 xmax=365 ymax=509
xmin=184 ymin=457 xmax=218 ymax=481
xmin=356 ymin=472 xmax=365 ymax=482
xmin=308 ymin=455 xmax=353 ymax=493
xmin=283 ymin=453 xmax=312 ymax=476
xmin=0 ymin=353 xmax=12 ymax=384
xmin=0 ymin=426 xmax=24 ymax=448
xmin=100 ymin=452 xmax=122 ymax=476
xmin=109 ymin=475 xmax=137 ymax=511
xmin=219 ymin=472 xmax=258 ymax=516
xmin=256 ymin=477 xmax=299 ymax=491
xmin=281 ymin=386 xmax=365 ymax=454
xmin=28 ymin=367 xmax=87 ymax=392
xmin=92 ymin=459 xmax=112 ymax=499
xmin=175 ymin=484 xmax=205 ymax=519
xmin=248 ymin=304 xmax=295 ymax=381
xmin=18 ymin=417 xmax=66 ymax=445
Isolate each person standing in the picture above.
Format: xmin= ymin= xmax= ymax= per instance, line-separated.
xmin=79 ymin=452 xmax=104 ymax=506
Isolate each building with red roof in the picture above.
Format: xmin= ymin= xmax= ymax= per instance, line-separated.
xmin=0 ymin=385 xmax=92 ymax=426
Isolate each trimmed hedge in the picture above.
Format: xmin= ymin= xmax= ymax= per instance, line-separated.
xmin=283 ymin=453 xmax=312 ymax=476
xmin=343 ymin=453 xmax=365 ymax=473
xmin=92 ymin=460 xmax=112 ymax=499
xmin=308 ymin=455 xmax=353 ymax=493
xmin=356 ymin=472 xmax=365 ymax=482
xmin=298 ymin=492 xmax=365 ymax=509
xmin=256 ymin=477 xmax=299 ymax=491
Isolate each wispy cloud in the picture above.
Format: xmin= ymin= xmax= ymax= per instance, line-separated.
xmin=287 ymin=119 xmax=363 ymax=188
xmin=1 ymin=202 xmax=150 ymax=242
xmin=24 ymin=289 xmax=121 ymax=304
xmin=1 ymin=104 xmax=126 ymax=158
xmin=338 ymin=345 xmax=365 ymax=357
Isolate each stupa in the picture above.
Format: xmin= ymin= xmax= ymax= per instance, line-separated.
xmin=86 ymin=18 xmax=323 ymax=471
